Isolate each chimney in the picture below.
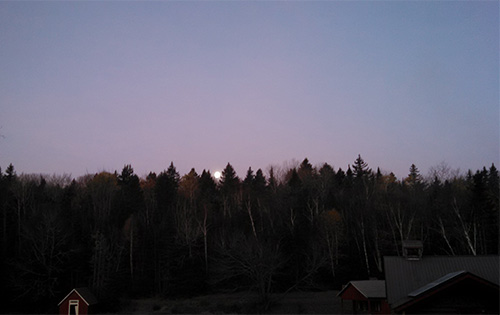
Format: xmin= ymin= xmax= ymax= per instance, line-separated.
xmin=402 ymin=240 xmax=423 ymax=260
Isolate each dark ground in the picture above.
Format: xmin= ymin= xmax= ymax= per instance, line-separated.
xmin=119 ymin=290 xmax=344 ymax=314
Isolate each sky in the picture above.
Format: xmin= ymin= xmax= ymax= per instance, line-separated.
xmin=0 ymin=1 xmax=498 ymax=180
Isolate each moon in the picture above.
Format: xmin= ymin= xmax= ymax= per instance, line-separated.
xmin=214 ymin=171 xmax=221 ymax=179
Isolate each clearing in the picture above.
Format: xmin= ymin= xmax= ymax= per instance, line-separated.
xmin=120 ymin=290 xmax=343 ymax=314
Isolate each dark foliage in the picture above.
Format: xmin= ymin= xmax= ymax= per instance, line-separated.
xmin=0 ymin=159 xmax=497 ymax=313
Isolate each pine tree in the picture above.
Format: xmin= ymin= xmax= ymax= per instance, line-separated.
xmin=335 ymin=167 xmax=346 ymax=186
xmin=220 ymin=163 xmax=239 ymax=195
xmin=346 ymin=165 xmax=353 ymax=179
xmin=254 ymin=169 xmax=266 ymax=192
xmin=166 ymin=162 xmax=180 ymax=184
xmin=243 ymin=167 xmax=254 ymax=187
xmin=298 ymin=158 xmax=314 ymax=180
xmin=119 ymin=164 xmax=134 ymax=184
xmin=287 ymin=168 xmax=302 ymax=191
xmin=198 ymin=170 xmax=217 ymax=202
xmin=156 ymin=163 xmax=179 ymax=211
xmin=352 ymin=154 xmax=371 ymax=178
xmin=406 ymin=164 xmax=423 ymax=187
xmin=220 ymin=163 xmax=240 ymax=219
xmin=268 ymin=167 xmax=278 ymax=192
xmin=5 ymin=164 xmax=15 ymax=181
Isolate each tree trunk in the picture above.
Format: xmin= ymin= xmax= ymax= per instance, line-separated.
xmin=130 ymin=216 xmax=134 ymax=279
xmin=326 ymin=232 xmax=335 ymax=278
xmin=203 ymin=205 xmax=209 ymax=274
xmin=246 ymin=200 xmax=257 ymax=238
xmin=372 ymin=222 xmax=383 ymax=273
xmin=360 ymin=219 xmax=371 ymax=276
xmin=385 ymin=207 xmax=400 ymax=256
xmin=2 ymin=205 xmax=6 ymax=256
xmin=452 ymin=200 xmax=477 ymax=255
xmin=438 ymin=217 xmax=455 ymax=256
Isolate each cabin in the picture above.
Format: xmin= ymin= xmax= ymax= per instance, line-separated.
xmin=384 ymin=241 xmax=499 ymax=314
xmin=337 ymin=280 xmax=391 ymax=314
xmin=339 ymin=241 xmax=499 ymax=314
xmin=58 ymin=287 xmax=98 ymax=315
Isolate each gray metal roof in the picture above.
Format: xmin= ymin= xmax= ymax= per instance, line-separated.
xmin=75 ymin=287 xmax=98 ymax=305
xmin=408 ymin=270 xmax=466 ymax=297
xmin=337 ymin=280 xmax=386 ymax=299
xmin=384 ymin=255 xmax=499 ymax=309
xmin=351 ymin=280 xmax=386 ymax=299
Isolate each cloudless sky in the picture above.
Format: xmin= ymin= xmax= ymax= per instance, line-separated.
xmin=1 ymin=1 xmax=498 ymax=179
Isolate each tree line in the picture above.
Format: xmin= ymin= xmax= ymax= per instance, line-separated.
xmin=0 ymin=156 xmax=498 ymax=312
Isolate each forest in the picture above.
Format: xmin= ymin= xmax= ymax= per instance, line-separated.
xmin=0 ymin=155 xmax=498 ymax=313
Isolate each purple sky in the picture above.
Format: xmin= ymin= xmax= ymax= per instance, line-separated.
xmin=1 ymin=1 xmax=498 ymax=179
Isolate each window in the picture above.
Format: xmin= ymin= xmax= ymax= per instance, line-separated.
xmin=355 ymin=301 xmax=368 ymax=312
xmin=69 ymin=300 xmax=79 ymax=315
xmin=402 ymin=241 xmax=423 ymax=260
xmin=405 ymin=247 xmax=421 ymax=259
xmin=371 ymin=300 xmax=381 ymax=312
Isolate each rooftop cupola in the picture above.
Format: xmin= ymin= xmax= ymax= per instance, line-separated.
xmin=402 ymin=240 xmax=423 ymax=260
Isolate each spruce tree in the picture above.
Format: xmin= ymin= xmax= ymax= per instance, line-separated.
xmin=5 ymin=164 xmax=15 ymax=181
xmin=220 ymin=163 xmax=239 ymax=195
xmin=243 ymin=167 xmax=254 ymax=187
xmin=352 ymin=154 xmax=371 ymax=178
xmin=254 ymin=169 xmax=266 ymax=191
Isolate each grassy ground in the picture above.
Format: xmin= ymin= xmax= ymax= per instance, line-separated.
xmin=120 ymin=290 xmax=343 ymax=314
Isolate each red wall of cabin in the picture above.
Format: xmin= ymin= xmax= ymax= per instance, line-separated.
xmin=339 ymin=284 xmax=390 ymax=314
xmin=339 ymin=284 xmax=369 ymax=301
xmin=380 ymin=300 xmax=391 ymax=314
xmin=59 ymin=291 xmax=89 ymax=315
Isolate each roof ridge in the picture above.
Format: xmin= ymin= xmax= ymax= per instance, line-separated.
xmin=408 ymin=270 xmax=467 ymax=297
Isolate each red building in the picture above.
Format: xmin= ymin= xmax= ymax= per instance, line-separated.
xmin=339 ymin=242 xmax=499 ymax=314
xmin=337 ymin=280 xmax=391 ymax=314
xmin=58 ymin=287 xmax=98 ymax=315
xmin=385 ymin=256 xmax=499 ymax=314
